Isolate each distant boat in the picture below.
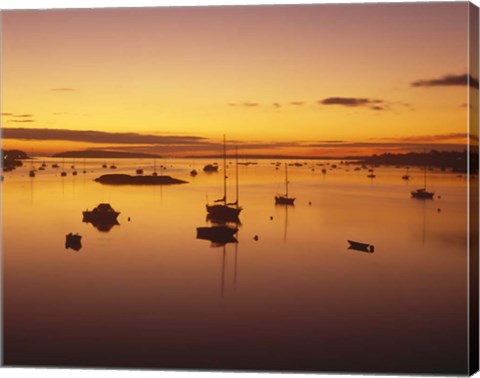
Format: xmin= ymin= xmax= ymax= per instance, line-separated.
xmin=41 ymin=162 xmax=47 ymax=168
xmin=367 ymin=173 xmax=376 ymax=178
xmin=65 ymin=233 xmax=82 ymax=251
xmin=402 ymin=167 xmax=410 ymax=180
xmin=102 ymin=163 xmax=108 ymax=168
xmin=203 ymin=164 xmax=218 ymax=172
xmin=61 ymin=158 xmax=67 ymax=176
xmin=190 ymin=169 xmax=198 ymax=177
xmin=29 ymin=169 xmax=35 ymax=178
xmin=61 ymin=171 xmax=67 ymax=177
xmin=206 ymin=137 xmax=242 ymax=220
xmin=411 ymin=157 xmax=434 ymax=199
xmin=83 ymin=203 xmax=120 ymax=223
xmin=321 ymin=168 xmax=327 ymax=174
xmin=110 ymin=162 xmax=117 ymax=169
xmin=52 ymin=163 xmax=60 ymax=168
xmin=347 ymin=240 xmax=374 ymax=253
xmin=136 ymin=168 xmax=144 ymax=175
xmin=275 ymin=163 xmax=295 ymax=205
xmin=152 ymin=160 xmax=158 ymax=176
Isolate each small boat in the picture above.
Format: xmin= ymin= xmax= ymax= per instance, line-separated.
xmin=83 ymin=203 xmax=120 ymax=223
xmin=41 ymin=162 xmax=47 ymax=168
xmin=110 ymin=164 xmax=117 ymax=169
xmin=102 ymin=163 xmax=108 ymax=168
xmin=275 ymin=163 xmax=295 ymax=205
xmin=347 ymin=240 xmax=374 ymax=253
xmin=72 ymin=170 xmax=78 ymax=176
xmin=65 ymin=233 xmax=82 ymax=251
xmin=411 ymin=188 xmax=434 ymax=199
xmin=402 ymin=167 xmax=410 ymax=180
xmin=38 ymin=166 xmax=45 ymax=171
xmin=29 ymin=170 xmax=36 ymax=178
xmin=206 ymin=138 xmax=242 ymax=220
xmin=321 ymin=168 xmax=327 ymax=174
xmin=203 ymin=164 xmax=218 ymax=172
xmin=411 ymin=156 xmax=434 ymax=199
xmin=61 ymin=171 xmax=67 ymax=177
xmin=136 ymin=168 xmax=144 ymax=175
xmin=190 ymin=169 xmax=198 ymax=177
xmin=367 ymin=173 xmax=376 ymax=178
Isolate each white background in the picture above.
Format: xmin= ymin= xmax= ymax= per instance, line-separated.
xmin=0 ymin=1 xmax=478 ymax=378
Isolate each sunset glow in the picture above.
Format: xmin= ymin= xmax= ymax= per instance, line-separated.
xmin=1 ymin=3 xmax=476 ymax=156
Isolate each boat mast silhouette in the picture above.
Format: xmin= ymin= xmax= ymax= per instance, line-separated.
xmin=275 ymin=163 xmax=295 ymax=205
xmin=411 ymin=151 xmax=434 ymax=199
xmin=206 ymin=136 xmax=242 ymax=220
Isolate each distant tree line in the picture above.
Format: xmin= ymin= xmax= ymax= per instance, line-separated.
xmin=355 ymin=150 xmax=478 ymax=174
xmin=1 ymin=149 xmax=29 ymax=171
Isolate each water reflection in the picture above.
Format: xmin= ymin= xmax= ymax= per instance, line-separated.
xmin=196 ymin=225 xmax=238 ymax=247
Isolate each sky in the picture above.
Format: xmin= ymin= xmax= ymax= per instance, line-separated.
xmin=0 ymin=2 xmax=478 ymax=157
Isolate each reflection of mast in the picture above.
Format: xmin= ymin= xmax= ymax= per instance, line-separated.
xmin=422 ymin=200 xmax=427 ymax=246
xmin=283 ymin=204 xmax=289 ymax=243
xmin=221 ymin=245 xmax=226 ymax=297
xmin=233 ymin=242 xmax=238 ymax=290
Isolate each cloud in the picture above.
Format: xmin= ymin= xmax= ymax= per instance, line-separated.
xmin=2 ymin=127 xmax=208 ymax=145
xmin=50 ymin=87 xmax=76 ymax=92
xmin=318 ymin=97 xmax=385 ymax=108
xmin=273 ymin=103 xmax=282 ymax=108
xmin=371 ymin=106 xmax=386 ymax=111
xmin=372 ymin=133 xmax=469 ymax=143
xmin=227 ymin=102 xmax=260 ymax=107
xmin=1 ymin=113 xmax=13 ymax=116
xmin=13 ymin=114 xmax=33 ymax=118
xmin=290 ymin=101 xmax=305 ymax=106
xmin=411 ymin=73 xmax=479 ymax=88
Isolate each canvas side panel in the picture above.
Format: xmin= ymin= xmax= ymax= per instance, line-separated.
xmin=468 ymin=2 xmax=479 ymax=375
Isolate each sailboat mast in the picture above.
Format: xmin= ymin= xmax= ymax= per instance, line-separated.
xmin=423 ymin=150 xmax=427 ymax=189
xmin=285 ymin=163 xmax=289 ymax=197
xmin=235 ymin=145 xmax=239 ymax=207
xmin=223 ymin=135 xmax=227 ymax=204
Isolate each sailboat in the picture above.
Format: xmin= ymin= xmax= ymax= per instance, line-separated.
xmin=275 ymin=163 xmax=295 ymax=205
xmin=411 ymin=157 xmax=434 ymax=199
xmin=402 ymin=167 xmax=410 ymax=180
xmin=206 ymin=137 xmax=242 ymax=220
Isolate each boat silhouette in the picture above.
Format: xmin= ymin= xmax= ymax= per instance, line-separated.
xmin=206 ymin=138 xmax=242 ymax=220
xmin=65 ymin=233 xmax=82 ymax=251
xmin=83 ymin=203 xmax=120 ymax=226
xmin=275 ymin=163 xmax=295 ymax=205
xmin=347 ymin=240 xmax=374 ymax=253
xmin=411 ymin=155 xmax=434 ymax=199
xmin=203 ymin=164 xmax=218 ymax=172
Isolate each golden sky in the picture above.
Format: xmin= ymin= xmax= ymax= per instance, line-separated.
xmin=0 ymin=3 xmax=477 ymax=156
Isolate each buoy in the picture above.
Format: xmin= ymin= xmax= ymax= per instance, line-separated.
xmin=253 ymin=235 xmax=259 ymax=241
xmin=128 ymin=217 xmax=131 ymax=222
xmin=270 ymin=216 xmax=273 ymax=220
xmin=308 ymin=201 xmax=312 ymax=206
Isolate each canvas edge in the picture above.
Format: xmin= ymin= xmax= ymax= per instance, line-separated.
xmin=468 ymin=1 xmax=479 ymax=376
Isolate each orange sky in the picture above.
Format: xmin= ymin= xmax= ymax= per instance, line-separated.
xmin=0 ymin=3 xmax=477 ymax=156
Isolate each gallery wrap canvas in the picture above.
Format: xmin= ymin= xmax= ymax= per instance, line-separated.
xmin=0 ymin=1 xmax=479 ymax=376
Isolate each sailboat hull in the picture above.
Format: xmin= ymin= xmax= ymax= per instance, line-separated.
xmin=275 ymin=196 xmax=295 ymax=205
xmin=206 ymin=204 xmax=242 ymax=220
xmin=411 ymin=189 xmax=434 ymax=199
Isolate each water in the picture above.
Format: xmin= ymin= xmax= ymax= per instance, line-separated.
xmin=2 ymin=158 xmax=469 ymax=374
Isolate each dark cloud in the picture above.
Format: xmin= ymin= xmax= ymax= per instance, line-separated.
xmin=318 ymin=97 xmax=384 ymax=108
xmin=290 ymin=101 xmax=305 ymax=106
xmin=411 ymin=74 xmax=479 ymax=88
xmin=50 ymin=87 xmax=76 ymax=92
xmin=2 ymin=127 xmax=208 ymax=145
xmin=13 ymin=114 xmax=33 ymax=118
xmin=373 ymin=133 xmax=468 ymax=143
xmin=9 ymin=120 xmax=35 ymax=123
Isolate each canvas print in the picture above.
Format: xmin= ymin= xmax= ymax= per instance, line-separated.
xmin=1 ymin=2 xmax=479 ymax=375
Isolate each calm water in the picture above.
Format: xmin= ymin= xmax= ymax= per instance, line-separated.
xmin=2 ymin=158 xmax=469 ymax=374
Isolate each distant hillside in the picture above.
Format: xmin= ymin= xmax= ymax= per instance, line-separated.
xmin=1 ymin=149 xmax=29 ymax=171
xmin=52 ymin=150 xmax=161 ymax=159
xmin=355 ymin=150 xmax=478 ymax=173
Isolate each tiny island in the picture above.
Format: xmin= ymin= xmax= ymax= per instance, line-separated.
xmin=94 ymin=174 xmax=188 ymax=186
